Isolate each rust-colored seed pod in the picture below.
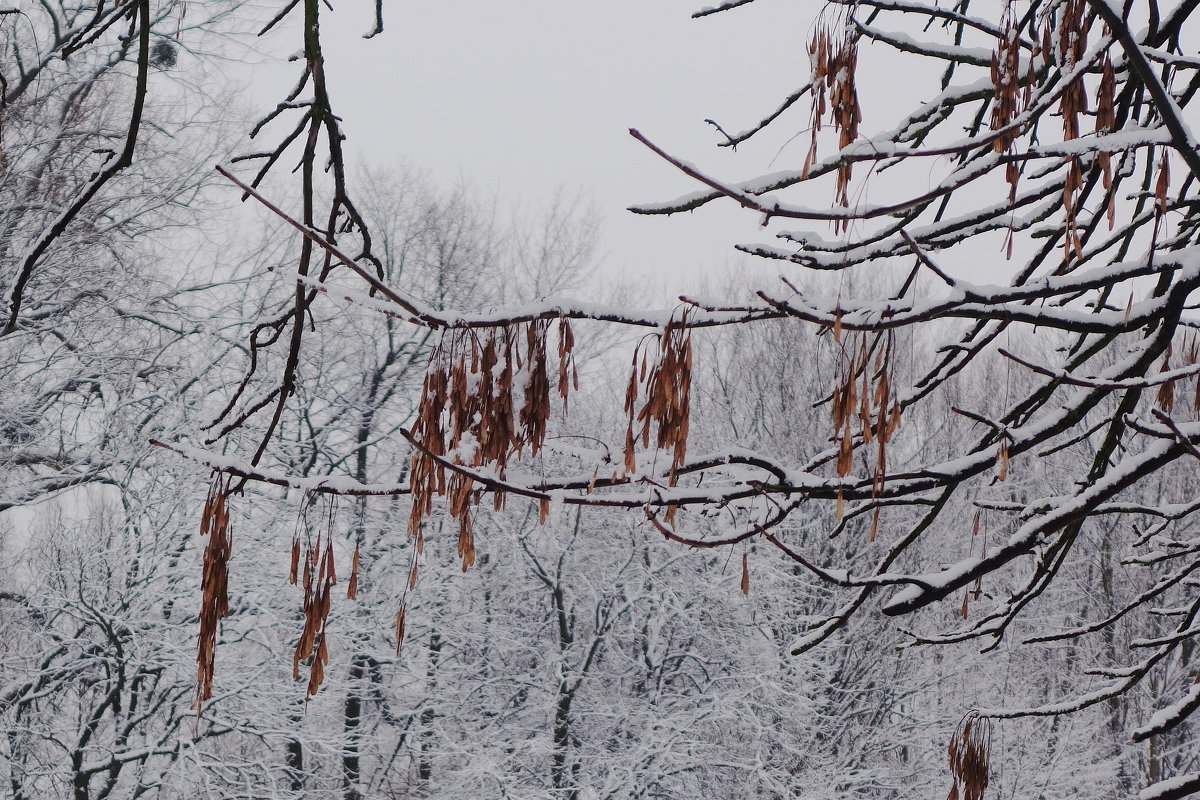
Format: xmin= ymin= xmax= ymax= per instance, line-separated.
xmin=195 ymin=473 xmax=234 ymax=715
xmin=947 ymin=713 xmax=992 ymax=800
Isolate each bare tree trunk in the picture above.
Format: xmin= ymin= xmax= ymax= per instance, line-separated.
xmin=342 ymin=654 xmax=367 ymax=800
xmin=417 ymin=632 xmax=441 ymax=782
xmin=550 ymin=582 xmax=578 ymax=800
xmin=286 ymin=701 xmax=304 ymax=793
xmin=8 ymin=725 xmax=26 ymax=800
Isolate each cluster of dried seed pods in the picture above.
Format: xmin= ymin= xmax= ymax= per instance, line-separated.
xmin=946 ymin=712 xmax=992 ymax=800
xmin=1052 ymin=0 xmax=1090 ymax=143
xmin=991 ymin=3 xmax=1124 ymax=255
xmin=806 ymin=11 xmax=861 ymax=223
xmin=196 ymin=473 xmax=233 ymax=715
xmin=396 ymin=318 xmax=578 ymax=655
xmin=1044 ymin=0 xmax=1099 ymax=257
xmin=195 ymin=483 xmax=364 ymax=711
xmin=1154 ymin=334 xmax=1200 ymax=416
xmin=992 ymin=0 xmax=1032 ymax=260
xmin=408 ymin=318 xmax=578 ymax=568
xmin=829 ymin=329 xmax=901 ymax=537
xmin=990 ymin=1 xmax=1029 ymax=157
xmin=624 ymin=311 xmax=694 ymax=503
xmin=289 ymin=495 xmax=341 ymax=695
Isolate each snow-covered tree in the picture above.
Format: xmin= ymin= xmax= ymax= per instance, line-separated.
xmin=180 ymin=2 xmax=1200 ymax=798
xmin=11 ymin=0 xmax=1200 ymax=798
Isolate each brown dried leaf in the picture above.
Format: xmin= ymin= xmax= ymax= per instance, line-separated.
xmin=837 ymin=426 xmax=853 ymax=477
xmin=1156 ymin=148 xmax=1171 ymax=216
xmin=1157 ymin=348 xmax=1175 ymax=413
xmin=947 ymin=713 xmax=991 ymax=800
xmin=195 ymin=472 xmax=234 ymax=716
xmin=458 ymin=512 xmax=476 ymax=572
xmin=346 ymin=540 xmax=360 ymax=599
xmin=289 ymin=536 xmax=301 ymax=585
xmin=394 ymin=605 xmax=407 ymax=655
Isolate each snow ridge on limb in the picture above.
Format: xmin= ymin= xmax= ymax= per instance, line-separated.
xmin=1140 ymin=774 xmax=1200 ymax=800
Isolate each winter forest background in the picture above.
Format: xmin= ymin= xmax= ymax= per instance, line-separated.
xmin=6 ymin=1 xmax=1200 ymax=798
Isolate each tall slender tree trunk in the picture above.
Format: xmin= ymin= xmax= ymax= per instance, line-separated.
xmin=342 ymin=654 xmax=367 ymax=799
xmin=285 ymin=702 xmax=304 ymax=792
xmin=550 ymin=583 xmax=578 ymax=800
xmin=417 ymin=632 xmax=441 ymax=782
xmin=341 ymin=416 xmax=373 ymax=800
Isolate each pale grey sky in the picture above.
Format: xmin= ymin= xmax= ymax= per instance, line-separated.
xmin=312 ymin=1 xmax=815 ymax=300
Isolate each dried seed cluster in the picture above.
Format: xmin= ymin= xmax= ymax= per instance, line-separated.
xmin=408 ymin=318 xmax=578 ymax=568
xmin=1154 ymin=334 xmax=1200 ymax=417
xmin=806 ymin=12 xmax=861 ymax=224
xmin=1054 ymin=0 xmax=1093 ymax=258
xmin=624 ymin=312 xmax=694 ymax=500
xmin=196 ymin=473 xmax=233 ymax=714
xmin=1052 ymin=0 xmax=1090 ymax=143
xmin=396 ymin=318 xmax=580 ymax=656
xmin=991 ymin=3 xmax=1123 ymax=254
xmin=990 ymin=1 xmax=1029 ymax=157
xmin=289 ymin=497 xmax=339 ymax=696
xmin=946 ymin=712 xmax=991 ymax=800
xmin=829 ymin=329 xmax=901 ymax=536
xmin=992 ymin=0 xmax=1032 ymax=260
xmin=195 ymin=312 xmax=700 ymax=694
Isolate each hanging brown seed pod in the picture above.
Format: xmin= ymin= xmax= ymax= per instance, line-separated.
xmin=446 ymin=473 xmax=477 ymax=571
xmin=1062 ymin=157 xmax=1085 ymax=259
xmin=289 ymin=534 xmax=301 ymax=586
xmin=195 ymin=472 xmax=234 ymax=714
xmin=293 ymin=532 xmax=337 ymax=695
xmin=457 ymin=511 xmax=476 ymax=572
xmin=990 ymin=0 xmax=1023 ymax=153
xmin=394 ymin=604 xmax=407 ymax=656
xmin=1157 ymin=347 xmax=1175 ymax=413
xmin=837 ymin=426 xmax=853 ymax=477
xmin=1156 ymin=148 xmax=1171 ymax=217
xmin=346 ymin=539 xmax=360 ymax=599
xmin=806 ymin=13 xmax=861 ymax=220
xmin=558 ymin=316 xmax=575 ymax=409
xmin=635 ymin=311 xmax=693 ymax=483
xmin=519 ymin=320 xmax=551 ymax=458
xmin=946 ymin=712 xmax=992 ymax=800
xmin=1096 ymin=53 xmax=1117 ymax=228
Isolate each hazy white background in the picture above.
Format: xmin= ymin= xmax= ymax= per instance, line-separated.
xmin=307 ymin=1 xmax=816 ymax=299
xmin=231 ymin=2 xmax=963 ymax=300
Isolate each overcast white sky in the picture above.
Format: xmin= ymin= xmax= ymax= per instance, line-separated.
xmin=306 ymin=1 xmax=815 ymax=300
